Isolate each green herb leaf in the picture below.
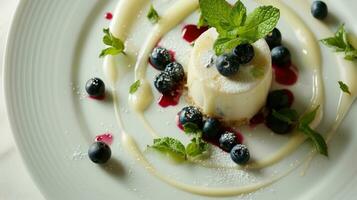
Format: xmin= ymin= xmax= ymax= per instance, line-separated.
xmin=299 ymin=106 xmax=320 ymax=127
xmin=230 ymin=0 xmax=246 ymax=27
xmin=321 ymin=24 xmax=357 ymax=61
xmin=100 ymin=28 xmax=125 ymax=57
xmin=237 ymin=6 xmax=280 ymax=43
xmin=338 ymin=81 xmax=351 ymax=95
xmin=183 ymin=123 xmax=201 ymax=135
xmin=186 ymin=137 xmax=209 ymax=157
xmin=199 ymin=0 xmax=232 ymax=28
xmin=150 ymin=137 xmax=186 ymax=160
xmin=197 ymin=14 xmax=209 ymax=28
xmin=199 ymin=0 xmax=280 ymax=55
xmin=129 ymin=80 xmax=141 ymax=94
xmin=297 ymin=106 xmax=328 ymax=156
xmin=147 ymin=4 xmax=160 ymax=24
xmin=272 ymin=108 xmax=298 ymax=125
xmin=213 ymin=36 xmax=245 ymax=55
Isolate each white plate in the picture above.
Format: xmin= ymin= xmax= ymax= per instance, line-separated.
xmin=4 ymin=0 xmax=357 ymax=199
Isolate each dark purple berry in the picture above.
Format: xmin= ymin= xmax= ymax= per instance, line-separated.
xmin=219 ymin=131 xmax=238 ymax=152
xmin=265 ymin=28 xmax=282 ymax=49
xmin=154 ymin=72 xmax=175 ymax=94
xmin=150 ymin=47 xmax=172 ymax=70
xmin=179 ymin=106 xmax=203 ymax=128
xmin=233 ymin=43 xmax=255 ymax=64
xmin=88 ymin=142 xmax=111 ymax=164
xmin=215 ymin=53 xmax=240 ymax=77
xmin=230 ymin=144 xmax=250 ymax=165
xmin=85 ymin=78 xmax=105 ymax=97
xmin=165 ymin=62 xmax=185 ymax=82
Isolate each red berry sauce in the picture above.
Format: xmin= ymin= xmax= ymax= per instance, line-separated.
xmin=182 ymin=24 xmax=209 ymax=43
xmin=158 ymin=87 xmax=183 ymax=107
xmin=105 ymin=12 xmax=113 ymax=20
xmin=249 ymin=112 xmax=265 ymax=127
xmin=88 ymin=94 xmax=106 ymax=101
xmin=95 ymin=133 xmax=113 ymax=145
xmin=273 ymin=63 xmax=298 ymax=85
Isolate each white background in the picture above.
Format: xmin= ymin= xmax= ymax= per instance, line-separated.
xmin=0 ymin=0 xmax=45 ymax=199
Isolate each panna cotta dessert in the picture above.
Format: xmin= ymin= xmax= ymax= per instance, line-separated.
xmin=187 ymin=28 xmax=272 ymax=124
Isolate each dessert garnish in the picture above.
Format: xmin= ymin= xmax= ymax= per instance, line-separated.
xmin=85 ymin=77 xmax=106 ymax=98
xmin=311 ymin=1 xmax=328 ymax=20
xmin=129 ymin=80 xmax=141 ymax=94
xmin=199 ymin=0 xmax=280 ymax=55
xmin=338 ymin=81 xmax=351 ymax=95
xmin=321 ymin=24 xmax=357 ymax=61
xmin=147 ymin=4 xmax=160 ymax=24
xmin=88 ymin=141 xmax=112 ymax=164
xmin=99 ymin=28 xmax=125 ymax=57
xmin=149 ymin=122 xmax=209 ymax=160
xmin=297 ymin=106 xmax=328 ymax=156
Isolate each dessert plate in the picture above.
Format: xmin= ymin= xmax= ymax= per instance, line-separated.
xmin=4 ymin=0 xmax=357 ymax=199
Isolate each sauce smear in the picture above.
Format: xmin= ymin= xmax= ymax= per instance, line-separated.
xmin=158 ymin=87 xmax=183 ymax=107
xmin=105 ymin=12 xmax=113 ymax=20
xmin=273 ymin=63 xmax=298 ymax=85
xmin=95 ymin=133 xmax=113 ymax=145
xmin=182 ymin=24 xmax=209 ymax=43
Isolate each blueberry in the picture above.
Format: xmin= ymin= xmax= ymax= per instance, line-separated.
xmin=230 ymin=144 xmax=250 ymax=165
xmin=311 ymin=1 xmax=328 ymax=20
xmin=154 ymin=72 xmax=176 ymax=94
xmin=215 ymin=53 xmax=240 ymax=77
xmin=271 ymin=46 xmax=291 ymax=66
xmin=164 ymin=62 xmax=185 ymax=82
xmin=150 ymin=47 xmax=172 ymax=70
xmin=266 ymin=89 xmax=293 ymax=110
xmin=219 ymin=131 xmax=238 ymax=152
xmin=233 ymin=43 xmax=255 ymax=64
xmin=88 ymin=142 xmax=111 ymax=164
xmin=265 ymin=28 xmax=282 ymax=49
xmin=202 ymin=118 xmax=221 ymax=139
xmin=265 ymin=109 xmax=297 ymax=134
xmin=85 ymin=78 xmax=105 ymax=97
xmin=179 ymin=106 xmax=203 ymax=128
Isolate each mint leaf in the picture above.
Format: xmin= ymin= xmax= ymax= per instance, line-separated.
xmin=321 ymin=24 xmax=357 ymax=61
xmin=214 ymin=36 xmax=245 ymax=55
xmin=338 ymin=81 xmax=351 ymax=95
xmin=197 ymin=14 xmax=209 ymax=28
xmin=272 ymin=108 xmax=298 ymax=125
xmin=147 ymin=4 xmax=160 ymax=24
xmin=186 ymin=137 xmax=209 ymax=157
xmin=199 ymin=0 xmax=280 ymax=55
xmin=150 ymin=137 xmax=186 ymax=160
xmin=129 ymin=80 xmax=141 ymax=94
xmin=183 ymin=123 xmax=201 ymax=135
xmin=230 ymin=0 xmax=246 ymax=26
xmin=237 ymin=6 xmax=280 ymax=43
xmin=100 ymin=28 xmax=125 ymax=57
xmin=297 ymin=106 xmax=328 ymax=156
xmin=199 ymin=0 xmax=232 ymax=28
xmin=299 ymin=106 xmax=320 ymax=127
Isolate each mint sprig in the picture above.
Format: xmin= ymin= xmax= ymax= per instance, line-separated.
xmin=147 ymin=4 xmax=160 ymax=24
xmin=272 ymin=108 xmax=298 ymax=125
xmin=338 ymin=81 xmax=351 ymax=95
xmin=321 ymin=24 xmax=357 ymax=61
xmin=150 ymin=137 xmax=187 ymax=160
xmin=199 ymin=0 xmax=280 ymax=55
xmin=100 ymin=28 xmax=125 ymax=58
xmin=297 ymin=106 xmax=328 ymax=156
xmin=149 ymin=123 xmax=209 ymax=160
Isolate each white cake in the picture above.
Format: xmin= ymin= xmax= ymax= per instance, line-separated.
xmin=187 ymin=28 xmax=272 ymax=124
